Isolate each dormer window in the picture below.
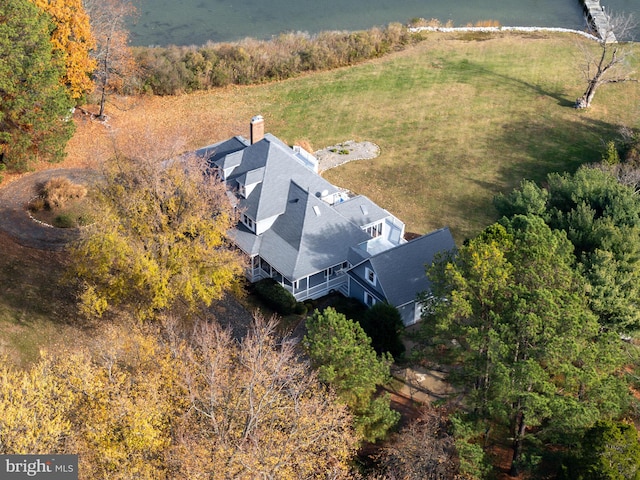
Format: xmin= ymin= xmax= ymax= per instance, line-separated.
xmin=238 ymin=184 xmax=246 ymax=198
xmin=365 ymin=267 xmax=376 ymax=286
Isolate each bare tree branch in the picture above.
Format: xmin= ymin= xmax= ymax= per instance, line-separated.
xmin=83 ymin=0 xmax=138 ymax=118
xmin=576 ymin=11 xmax=637 ymax=108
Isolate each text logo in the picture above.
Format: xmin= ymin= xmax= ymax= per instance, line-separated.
xmin=0 ymin=455 xmax=77 ymax=479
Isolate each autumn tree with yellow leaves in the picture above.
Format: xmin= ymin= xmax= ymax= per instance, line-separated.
xmin=0 ymin=316 xmax=358 ymax=479
xmin=0 ymin=356 xmax=76 ymax=454
xmin=30 ymin=0 xmax=96 ymax=99
xmin=70 ymin=145 xmax=245 ymax=320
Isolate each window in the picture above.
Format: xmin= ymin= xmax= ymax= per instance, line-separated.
xmin=365 ymin=267 xmax=376 ymax=286
xmin=327 ymin=263 xmax=346 ymax=277
xmin=238 ymin=184 xmax=246 ymax=197
xmin=260 ymin=257 xmax=272 ymax=276
xmin=364 ymin=291 xmax=376 ymax=307
xmin=272 ymin=270 xmax=283 ymax=283
xmin=365 ymin=222 xmax=382 ymax=238
xmin=242 ymin=214 xmax=254 ymax=231
xmin=294 ymin=277 xmax=308 ymax=292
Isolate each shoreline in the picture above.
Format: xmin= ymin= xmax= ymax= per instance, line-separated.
xmin=409 ymin=25 xmax=601 ymax=41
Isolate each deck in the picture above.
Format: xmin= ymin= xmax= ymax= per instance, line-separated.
xmin=581 ymin=0 xmax=617 ymax=42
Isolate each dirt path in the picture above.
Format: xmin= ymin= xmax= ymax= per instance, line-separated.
xmin=0 ymin=169 xmax=100 ymax=251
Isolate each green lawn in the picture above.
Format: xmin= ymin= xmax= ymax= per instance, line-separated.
xmin=0 ymin=242 xmax=85 ymax=368
xmin=247 ymin=32 xmax=640 ymax=241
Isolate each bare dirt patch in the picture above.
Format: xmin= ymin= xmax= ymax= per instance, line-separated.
xmin=315 ymin=140 xmax=380 ymax=171
xmin=390 ymin=365 xmax=458 ymax=405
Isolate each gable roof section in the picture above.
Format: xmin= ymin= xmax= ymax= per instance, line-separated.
xmin=259 ymin=182 xmax=370 ymax=279
xmin=223 ymin=134 xmax=338 ymax=223
xmin=229 ymin=222 xmax=262 ymax=256
xmin=333 ymin=195 xmax=390 ymax=227
xmin=358 ymin=228 xmax=456 ymax=307
xmin=237 ymin=167 xmax=265 ymax=187
xmin=196 ymin=136 xmax=249 ymax=165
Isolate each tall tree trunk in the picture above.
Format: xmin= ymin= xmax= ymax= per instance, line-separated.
xmin=576 ymin=77 xmax=600 ymax=109
xmin=576 ymin=42 xmax=620 ymax=109
xmin=509 ymin=410 xmax=526 ymax=476
xmin=98 ymin=36 xmax=110 ymax=119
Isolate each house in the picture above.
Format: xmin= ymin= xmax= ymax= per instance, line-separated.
xmin=346 ymin=228 xmax=456 ymax=326
xmin=195 ymin=116 xmax=455 ymax=312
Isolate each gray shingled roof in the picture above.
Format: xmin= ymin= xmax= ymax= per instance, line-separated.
xmin=196 ymin=136 xmax=249 ymax=166
xmin=258 ymin=182 xmax=370 ymax=279
xmin=211 ymin=131 xmax=421 ymax=283
xmin=333 ymin=195 xmax=389 ymax=227
xmin=226 ymin=134 xmax=339 ymax=223
xmin=237 ymin=167 xmax=265 ymax=187
xmin=229 ymin=223 xmax=262 ymax=256
xmin=364 ymin=228 xmax=456 ymax=306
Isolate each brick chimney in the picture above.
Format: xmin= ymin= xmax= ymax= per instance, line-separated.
xmin=250 ymin=115 xmax=264 ymax=144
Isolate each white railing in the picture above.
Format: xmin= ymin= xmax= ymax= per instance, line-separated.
xmin=292 ymin=276 xmax=347 ymax=301
xmin=254 ymin=268 xmax=348 ymax=301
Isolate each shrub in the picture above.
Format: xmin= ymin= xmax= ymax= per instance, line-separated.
xmin=408 ymin=18 xmax=453 ymax=28
xmin=469 ymin=19 xmax=501 ymax=27
xmin=294 ymin=302 xmax=307 ymax=315
xmin=602 ymin=140 xmax=621 ymax=165
xmin=42 ymin=177 xmax=87 ymax=209
xmin=28 ymin=196 xmax=46 ymax=212
xmin=54 ymin=213 xmax=75 ymax=228
xmin=133 ymin=23 xmax=417 ymax=95
xmin=254 ymin=278 xmax=297 ymax=315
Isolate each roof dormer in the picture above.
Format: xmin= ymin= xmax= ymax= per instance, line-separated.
xmin=236 ymin=167 xmax=265 ymax=198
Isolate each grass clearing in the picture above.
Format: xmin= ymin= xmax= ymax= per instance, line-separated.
xmin=264 ymin=33 xmax=639 ymax=240
xmin=0 ymin=233 xmax=89 ymax=368
xmin=2 ymin=31 xmax=638 ymax=365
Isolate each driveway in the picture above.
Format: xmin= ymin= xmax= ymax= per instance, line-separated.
xmin=0 ymin=168 xmax=100 ymax=251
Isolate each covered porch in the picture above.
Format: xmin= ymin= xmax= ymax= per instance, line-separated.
xmin=247 ymin=256 xmax=349 ymax=301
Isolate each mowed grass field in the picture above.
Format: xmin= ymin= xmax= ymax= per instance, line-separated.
xmin=267 ymin=32 xmax=640 ymax=240
xmin=2 ymin=31 xmax=639 ymax=365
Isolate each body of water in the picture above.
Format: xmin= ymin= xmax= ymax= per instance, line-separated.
xmin=129 ymin=0 xmax=639 ymax=47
